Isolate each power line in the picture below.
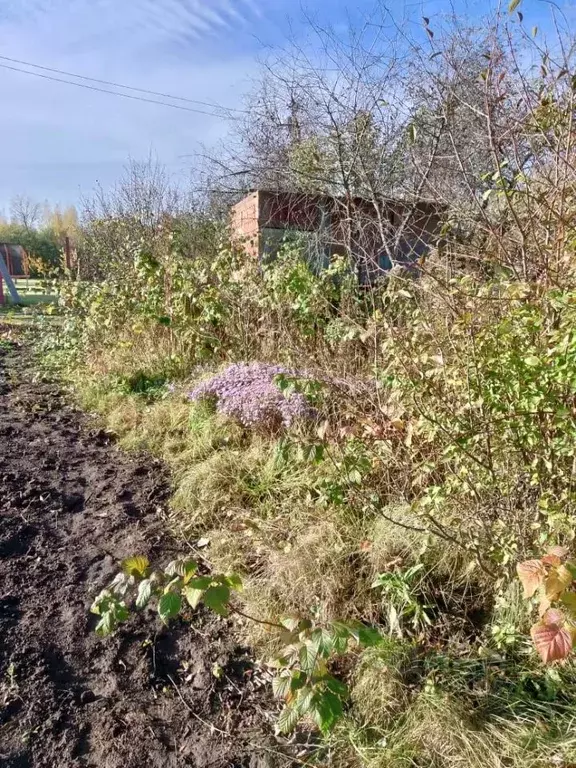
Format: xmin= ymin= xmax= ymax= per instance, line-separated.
xmin=0 ymin=53 xmax=247 ymax=114
xmin=0 ymin=62 xmax=241 ymax=118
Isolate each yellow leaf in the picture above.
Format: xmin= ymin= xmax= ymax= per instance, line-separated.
xmin=121 ymin=555 xmax=150 ymax=578
xmin=538 ymin=591 xmax=551 ymax=617
xmin=545 ymin=565 xmax=573 ymax=601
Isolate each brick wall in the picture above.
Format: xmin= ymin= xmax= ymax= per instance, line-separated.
xmin=230 ymin=192 xmax=260 ymax=259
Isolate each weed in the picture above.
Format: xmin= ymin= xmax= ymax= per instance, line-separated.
xmin=91 ymin=554 xmax=381 ymax=735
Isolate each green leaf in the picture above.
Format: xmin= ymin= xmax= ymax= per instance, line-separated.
xmin=223 ymin=573 xmax=243 ymax=592
xmin=272 ymin=674 xmax=292 ymax=699
xmin=348 ymin=468 xmax=362 ymax=484
xmin=281 ymin=617 xmax=299 ymax=631
xmin=277 ymin=704 xmax=300 ymax=734
xmin=182 ymin=561 xmax=199 ymax=584
xmin=299 ymin=640 xmax=321 ymax=674
xmin=524 ymin=355 xmax=540 ymax=367
xmin=311 ymin=690 xmax=343 ymax=733
xmin=158 ymin=592 xmax=182 ymax=624
xmin=188 ymin=576 xmax=213 ymax=590
xmin=121 ymin=555 xmax=149 ymax=578
xmin=295 ymin=686 xmax=314 ymax=715
xmin=203 ymin=585 xmax=230 ymax=616
xmin=324 ymin=674 xmax=349 ymax=698
xmin=357 ymin=626 xmax=382 ymax=647
xmin=289 ymin=671 xmax=307 ymax=693
xmin=157 ymin=316 xmax=172 ymax=326
xmin=561 ymin=592 xmax=576 ymax=616
xmin=115 ymin=603 xmax=129 ymax=622
xmin=136 ymin=579 xmax=153 ymax=609
xmin=311 ymin=627 xmax=335 ymax=655
xmin=110 ymin=572 xmax=128 ymax=595
xmin=90 ymin=589 xmax=111 ymax=616
xmin=94 ymin=600 xmax=129 ymax=636
xmin=184 ymin=586 xmax=204 ymax=609
xmin=165 ymin=559 xmax=197 ymax=578
xmin=566 ymin=563 xmax=576 ymax=580
xmin=508 ymin=0 xmax=521 ymax=12
xmin=95 ymin=611 xmax=116 ymax=637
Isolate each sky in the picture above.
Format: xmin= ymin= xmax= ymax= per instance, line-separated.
xmin=0 ymin=0 xmax=569 ymax=214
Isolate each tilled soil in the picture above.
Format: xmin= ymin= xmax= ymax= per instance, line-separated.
xmin=0 ymin=340 xmax=282 ymax=768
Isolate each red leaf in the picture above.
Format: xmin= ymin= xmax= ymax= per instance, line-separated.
xmin=547 ymin=546 xmax=569 ymax=561
xmin=542 ymin=554 xmax=562 ymax=566
xmin=531 ymin=620 xmax=573 ymax=663
xmin=543 ymin=608 xmax=564 ymax=625
xmin=517 ymin=559 xmax=545 ymax=598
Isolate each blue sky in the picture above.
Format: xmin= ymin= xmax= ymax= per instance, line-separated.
xmin=0 ymin=0 xmax=568 ymax=214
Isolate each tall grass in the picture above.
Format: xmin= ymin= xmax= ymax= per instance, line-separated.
xmin=37 ymin=9 xmax=576 ymax=764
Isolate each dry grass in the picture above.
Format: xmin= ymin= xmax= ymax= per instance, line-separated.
xmin=170 ymin=448 xmax=254 ymax=532
xmin=71 ymin=369 xmax=576 ymax=768
xmin=350 ymin=642 xmax=412 ymax=729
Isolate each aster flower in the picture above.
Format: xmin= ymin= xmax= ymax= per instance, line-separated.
xmin=189 ymin=362 xmax=317 ymax=428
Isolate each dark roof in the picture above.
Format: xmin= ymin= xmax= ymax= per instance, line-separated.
xmin=239 ymin=188 xmax=443 ymax=209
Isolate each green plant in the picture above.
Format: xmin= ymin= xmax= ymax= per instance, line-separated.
xmin=90 ymin=555 xmax=239 ymax=633
xmin=271 ymin=617 xmax=381 ymax=734
xmin=91 ymin=553 xmax=381 ymax=735
xmin=372 ymin=564 xmax=433 ymax=636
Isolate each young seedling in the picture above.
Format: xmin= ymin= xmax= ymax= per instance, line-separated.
xmin=91 ymin=553 xmax=382 ymax=734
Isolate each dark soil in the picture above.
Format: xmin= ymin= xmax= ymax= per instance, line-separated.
xmin=0 ymin=340 xmax=285 ymax=768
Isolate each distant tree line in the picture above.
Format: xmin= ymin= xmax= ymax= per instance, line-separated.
xmin=0 ymin=195 xmax=79 ymax=276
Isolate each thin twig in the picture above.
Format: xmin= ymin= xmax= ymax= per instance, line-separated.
xmin=166 ymin=673 xmax=229 ymax=737
xmin=232 ymin=607 xmax=285 ymax=630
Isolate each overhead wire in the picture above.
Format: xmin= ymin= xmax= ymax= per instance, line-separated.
xmin=0 ymin=53 xmax=248 ymax=114
xmin=0 ymin=61 xmax=241 ymax=118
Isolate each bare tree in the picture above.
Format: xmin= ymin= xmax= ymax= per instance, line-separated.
xmin=203 ymin=1 xmax=576 ymax=285
xmin=10 ymin=195 xmax=41 ymax=231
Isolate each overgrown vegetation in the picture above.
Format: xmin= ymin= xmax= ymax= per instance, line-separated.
xmin=34 ymin=3 xmax=576 ymax=765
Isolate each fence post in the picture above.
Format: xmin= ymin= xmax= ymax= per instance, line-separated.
xmin=64 ymin=236 xmax=72 ymax=271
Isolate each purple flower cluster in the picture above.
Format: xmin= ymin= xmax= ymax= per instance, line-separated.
xmin=188 ymin=362 xmax=316 ymax=429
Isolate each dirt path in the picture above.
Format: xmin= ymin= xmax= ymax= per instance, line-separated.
xmin=0 ymin=340 xmax=280 ymax=768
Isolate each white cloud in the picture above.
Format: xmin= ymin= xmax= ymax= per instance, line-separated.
xmin=0 ymin=0 xmax=270 ymax=207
